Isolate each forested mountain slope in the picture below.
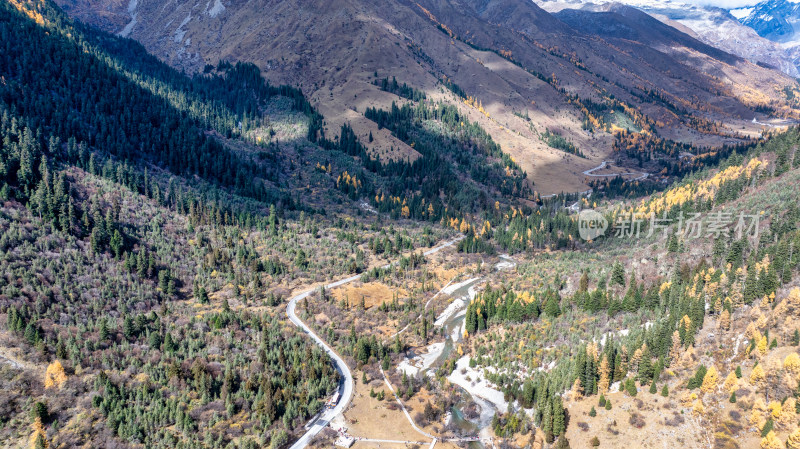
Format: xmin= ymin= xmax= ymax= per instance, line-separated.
xmin=0 ymin=0 xmax=515 ymax=447
xmin=449 ymin=127 xmax=800 ymax=448
xmin=53 ymin=0 xmax=800 ymax=194
xmin=2 ymin=0 xmax=800 ymax=448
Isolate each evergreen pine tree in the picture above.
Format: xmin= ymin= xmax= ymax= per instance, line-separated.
xmin=611 ymin=262 xmax=626 ymax=286
xmin=552 ymin=397 xmax=566 ymax=436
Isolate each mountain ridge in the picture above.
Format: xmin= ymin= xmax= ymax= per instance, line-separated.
xmin=54 ymin=0 xmax=800 ymax=195
xmin=537 ymin=0 xmax=800 ymax=77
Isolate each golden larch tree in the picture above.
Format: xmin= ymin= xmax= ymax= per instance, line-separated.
xmin=44 ymin=360 xmax=67 ymax=389
xmin=723 ymin=371 xmax=738 ymax=393
xmin=784 ymin=353 xmax=800 ymax=377
xmin=751 ymin=408 xmax=766 ymax=429
xmin=747 ymin=322 xmax=761 ymax=340
xmin=631 ymin=344 xmax=646 ymax=373
xmin=718 ymin=309 xmax=731 ymax=331
xmin=787 ymin=428 xmax=800 ymax=449
xmin=692 ymin=399 xmax=705 ymax=416
xmin=29 ymin=417 xmax=47 ymax=449
xmin=758 ymin=336 xmax=769 ymax=356
xmin=701 ymin=365 xmax=718 ymax=393
xmin=669 ymin=330 xmax=682 ymax=363
xmin=760 ymin=431 xmax=784 ymax=449
xmin=769 ymin=401 xmax=783 ymax=420
xmin=751 ymin=364 xmax=766 ymax=387
xmin=752 ymin=398 xmax=768 ymax=428
xmin=780 ymin=398 xmax=798 ymax=429
xmin=598 ymin=355 xmax=610 ymax=395
xmin=571 ymin=377 xmax=583 ymax=401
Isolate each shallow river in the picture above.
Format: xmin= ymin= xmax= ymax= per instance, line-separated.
xmin=401 ymin=255 xmax=515 ymax=448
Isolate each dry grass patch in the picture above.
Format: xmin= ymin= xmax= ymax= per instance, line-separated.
xmin=565 ymin=391 xmax=709 ymax=449
xmin=343 ymin=371 xmax=427 ymax=441
xmin=333 ymin=282 xmax=407 ymax=309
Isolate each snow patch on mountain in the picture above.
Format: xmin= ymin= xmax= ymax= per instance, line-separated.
xmin=536 ymin=0 xmax=800 ymax=76
xmin=208 ymin=0 xmax=225 ymax=18
xmin=730 ymin=7 xmax=753 ymax=18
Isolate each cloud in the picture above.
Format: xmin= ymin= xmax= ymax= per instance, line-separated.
xmin=689 ymin=0 xmax=759 ymax=9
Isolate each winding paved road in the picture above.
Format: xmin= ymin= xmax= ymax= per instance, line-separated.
xmin=583 ymin=160 xmax=648 ymax=181
xmin=286 ymin=236 xmax=464 ymax=449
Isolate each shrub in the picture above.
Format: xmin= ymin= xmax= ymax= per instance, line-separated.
xmin=629 ymin=412 xmax=646 ymax=428
xmin=665 ymin=412 xmax=685 ymax=426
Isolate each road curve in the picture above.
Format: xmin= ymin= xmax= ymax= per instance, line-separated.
xmin=583 ymin=160 xmax=648 ymax=180
xmin=286 ymin=236 xmax=464 ymax=449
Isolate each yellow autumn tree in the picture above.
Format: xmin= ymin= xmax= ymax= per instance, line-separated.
xmin=631 ymin=344 xmax=646 ymax=373
xmin=786 ymin=288 xmax=800 ymax=310
xmin=29 ymin=417 xmax=47 ymax=449
xmin=723 ymin=371 xmax=738 ymax=393
xmin=752 ymin=398 xmax=768 ymax=428
xmin=784 ymin=353 xmax=800 ymax=377
xmin=780 ymin=398 xmax=798 ymax=429
xmin=702 ymin=365 xmax=719 ymax=393
xmin=637 ymin=159 xmax=764 ymax=215
xmin=751 ymin=409 xmax=766 ymax=428
xmin=756 ymin=313 xmax=768 ymax=330
xmin=718 ymin=309 xmax=731 ymax=331
xmin=747 ymin=322 xmax=761 ymax=340
xmin=44 ymin=360 xmax=67 ymax=389
xmin=598 ymin=355 xmax=610 ymax=395
xmin=571 ymin=377 xmax=583 ymax=400
xmin=751 ymin=364 xmax=766 ymax=386
xmin=680 ymin=315 xmax=692 ymax=335
xmin=693 ymin=399 xmax=705 ymax=415
xmin=669 ymin=330 xmax=682 ymax=362
xmin=459 ymin=218 xmax=470 ymax=234
xmin=769 ymin=401 xmax=783 ymax=420
xmin=758 ymin=336 xmax=769 ymax=356
xmin=761 ymin=431 xmax=784 ymax=449
xmin=787 ymin=428 xmax=800 ymax=449
xmin=586 ymin=342 xmax=599 ymax=362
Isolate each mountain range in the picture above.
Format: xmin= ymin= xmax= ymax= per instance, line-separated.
xmin=53 ymin=0 xmax=800 ymax=195
xmin=537 ymin=0 xmax=800 ymax=77
xmin=3 ymin=1 xmax=800 ymax=449
xmin=739 ymin=0 xmax=800 ymax=72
